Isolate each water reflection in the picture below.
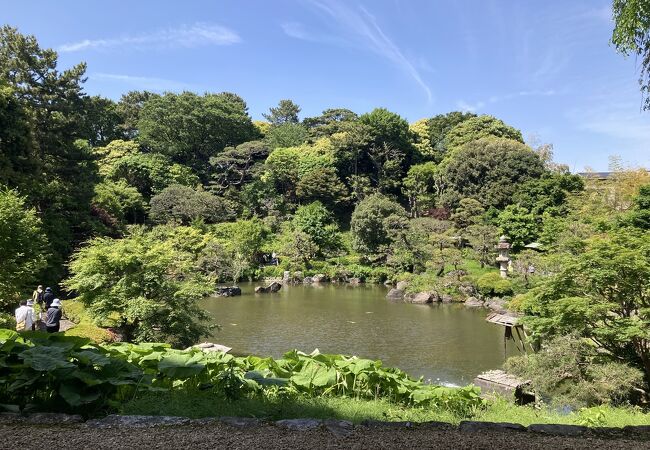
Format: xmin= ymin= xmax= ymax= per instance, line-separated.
xmin=199 ymin=282 xmax=517 ymax=386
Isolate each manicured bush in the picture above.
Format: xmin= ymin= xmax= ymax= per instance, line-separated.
xmin=477 ymin=272 xmax=513 ymax=297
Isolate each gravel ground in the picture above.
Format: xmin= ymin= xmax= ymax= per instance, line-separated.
xmin=0 ymin=423 xmax=647 ymax=450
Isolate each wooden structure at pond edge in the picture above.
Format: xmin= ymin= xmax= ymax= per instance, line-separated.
xmin=485 ymin=312 xmax=535 ymax=356
xmin=473 ymin=369 xmax=535 ymax=404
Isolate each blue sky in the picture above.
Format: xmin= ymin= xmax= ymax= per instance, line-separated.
xmin=4 ymin=0 xmax=649 ymax=170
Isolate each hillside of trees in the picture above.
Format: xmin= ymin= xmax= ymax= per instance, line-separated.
xmin=1 ymin=26 xmax=650 ymax=408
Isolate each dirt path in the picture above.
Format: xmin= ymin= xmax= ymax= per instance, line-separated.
xmin=0 ymin=423 xmax=646 ymax=450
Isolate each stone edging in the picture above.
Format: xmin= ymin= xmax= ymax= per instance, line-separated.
xmin=1 ymin=413 xmax=648 ymax=439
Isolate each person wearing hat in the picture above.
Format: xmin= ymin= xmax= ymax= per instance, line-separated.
xmin=25 ymin=300 xmax=36 ymax=331
xmin=45 ymin=298 xmax=62 ymax=333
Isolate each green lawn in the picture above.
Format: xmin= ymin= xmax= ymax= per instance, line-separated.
xmin=121 ymin=390 xmax=650 ymax=427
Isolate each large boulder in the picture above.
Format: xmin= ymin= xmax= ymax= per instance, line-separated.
xmin=485 ymin=298 xmax=508 ymax=313
xmin=348 ymin=277 xmax=363 ymax=285
xmin=255 ymin=281 xmax=282 ymax=293
xmin=386 ymin=288 xmax=405 ymax=301
xmin=464 ymin=296 xmax=484 ymax=307
xmin=312 ymin=274 xmax=328 ymax=283
xmin=292 ymin=271 xmax=304 ymax=282
xmin=215 ymin=286 xmax=241 ymax=297
xmin=396 ymin=280 xmax=409 ymax=291
xmin=411 ymin=292 xmax=433 ymax=304
xmin=441 ymin=294 xmax=454 ymax=303
xmin=303 ymin=277 xmax=313 ymax=284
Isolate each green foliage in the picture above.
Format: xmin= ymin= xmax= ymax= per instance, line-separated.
xmin=512 ymin=173 xmax=585 ymax=217
xmin=149 ymin=184 xmax=230 ymax=225
xmin=78 ymin=95 xmax=125 ymax=146
xmin=303 ymin=108 xmax=358 ymax=138
xmin=292 ymin=202 xmax=342 ymax=255
xmin=476 ymin=272 xmax=513 ymax=297
xmin=359 ymin=108 xmax=414 ymax=193
xmin=92 ymin=180 xmax=146 ymax=226
xmin=209 ymin=140 xmax=269 ymax=193
xmin=263 ymin=99 xmax=301 ymax=125
xmin=497 ymin=204 xmax=538 ymax=249
xmin=264 ymin=139 xmax=337 ymax=200
xmin=519 ymin=228 xmax=650 ymax=379
xmin=138 ymin=92 xmax=259 ymax=177
xmin=624 ymin=183 xmax=650 ymax=229
xmin=505 ymin=335 xmax=644 ymax=407
xmin=295 ymin=167 xmax=349 ymax=207
xmin=442 ymin=137 xmax=545 ymax=210
xmin=423 ymin=111 xmax=476 ymax=161
xmin=611 ymin=0 xmax=650 ymax=109
xmin=64 ymin=227 xmax=215 ymax=347
xmin=350 ymin=194 xmax=409 ymax=258
xmin=107 ymin=152 xmax=198 ymax=198
xmin=266 ymin=122 xmax=308 ymax=149
xmin=402 ymin=162 xmax=439 ymax=217
xmin=0 ymin=187 xmax=48 ymax=306
xmin=0 ymin=331 xmax=483 ymax=416
xmin=0 ymin=27 xmax=99 ymax=283
xmin=443 ymin=115 xmax=524 ymax=155
xmin=451 ymin=198 xmax=485 ymax=229
xmin=213 ymin=218 xmax=269 ymax=266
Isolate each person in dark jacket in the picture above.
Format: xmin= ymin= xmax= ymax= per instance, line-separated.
xmin=45 ymin=298 xmax=62 ymax=333
xmin=42 ymin=287 xmax=55 ymax=309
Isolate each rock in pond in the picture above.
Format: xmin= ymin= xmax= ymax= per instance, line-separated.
xmin=410 ymin=292 xmax=433 ymax=304
xmin=312 ymin=273 xmax=328 ymax=283
xmin=441 ymin=294 xmax=453 ymax=303
xmin=255 ymin=281 xmax=282 ymax=293
xmin=464 ymin=296 xmax=484 ymax=307
xmin=348 ymin=277 xmax=363 ymax=285
xmin=386 ymin=288 xmax=405 ymax=301
xmin=485 ymin=298 xmax=508 ymax=313
xmin=214 ymin=286 xmax=241 ymax=297
xmin=187 ymin=342 xmax=232 ymax=353
xmin=396 ymin=280 xmax=409 ymax=291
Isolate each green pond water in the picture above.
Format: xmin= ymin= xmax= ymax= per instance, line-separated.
xmin=199 ymin=282 xmax=516 ymax=386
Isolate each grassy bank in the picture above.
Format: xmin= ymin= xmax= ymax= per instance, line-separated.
xmin=121 ymin=390 xmax=650 ymax=427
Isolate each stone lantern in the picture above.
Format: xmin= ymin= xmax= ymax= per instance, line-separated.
xmin=495 ymin=235 xmax=511 ymax=279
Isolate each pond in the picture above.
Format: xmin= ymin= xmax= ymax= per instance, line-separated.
xmin=199 ymin=282 xmax=517 ymax=386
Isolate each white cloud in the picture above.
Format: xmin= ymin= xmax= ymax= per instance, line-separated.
xmin=456 ymin=100 xmax=485 ymax=113
xmin=90 ymin=73 xmax=193 ymax=92
xmin=456 ymin=89 xmax=557 ymax=112
xmin=59 ymin=23 xmax=241 ymax=53
xmin=283 ymin=0 xmax=433 ymax=102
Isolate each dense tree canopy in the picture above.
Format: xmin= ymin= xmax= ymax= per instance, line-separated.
xmin=441 ymin=137 xmax=545 ymax=210
xmin=138 ymin=92 xmax=259 ymax=178
xmin=443 ymin=115 xmax=524 ymax=155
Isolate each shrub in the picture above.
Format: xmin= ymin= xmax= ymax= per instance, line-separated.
xmin=477 ymin=272 xmax=513 ymax=297
xmin=0 ymin=313 xmax=16 ymax=330
xmin=505 ymin=335 xmax=644 ymax=408
xmin=65 ymin=323 xmax=114 ymax=344
xmin=149 ymin=184 xmax=230 ymax=225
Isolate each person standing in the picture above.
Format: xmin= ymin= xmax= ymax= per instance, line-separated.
xmin=42 ymin=287 xmax=55 ymax=309
xmin=25 ymin=300 xmax=36 ymax=331
xmin=45 ymin=299 xmax=62 ymax=333
xmin=32 ymin=285 xmax=45 ymax=320
xmin=15 ymin=300 xmax=35 ymax=332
